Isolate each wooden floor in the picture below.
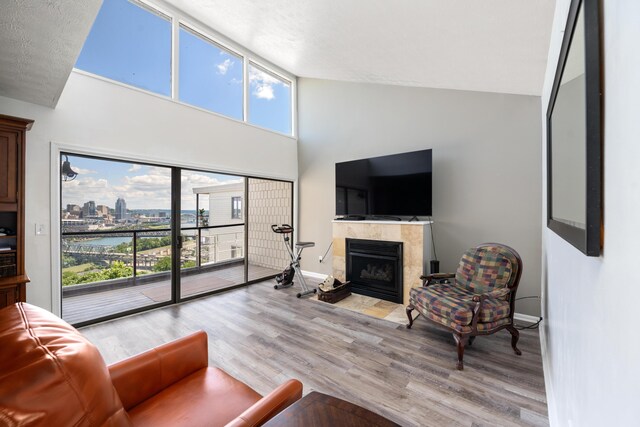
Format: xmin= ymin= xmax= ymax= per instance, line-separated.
xmin=62 ymin=264 xmax=279 ymax=325
xmin=80 ymin=280 xmax=548 ymax=427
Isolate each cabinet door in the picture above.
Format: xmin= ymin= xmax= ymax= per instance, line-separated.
xmin=0 ymin=131 xmax=19 ymax=204
xmin=0 ymin=284 xmax=19 ymax=308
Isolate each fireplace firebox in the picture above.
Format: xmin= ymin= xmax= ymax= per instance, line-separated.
xmin=346 ymin=239 xmax=403 ymax=303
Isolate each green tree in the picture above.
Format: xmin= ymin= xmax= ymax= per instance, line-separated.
xmin=62 ymin=271 xmax=80 ymax=287
xmin=62 ymin=255 xmax=77 ymax=268
xmin=182 ymin=260 xmax=196 ymax=269
xmin=114 ymin=242 xmax=131 ymax=253
xmin=61 ymin=261 xmax=133 ymax=286
xmin=101 ymin=261 xmax=133 ymax=280
xmin=153 ymin=256 xmax=172 ymax=272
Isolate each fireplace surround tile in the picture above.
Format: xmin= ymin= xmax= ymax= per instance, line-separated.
xmin=332 ymin=220 xmax=433 ymax=306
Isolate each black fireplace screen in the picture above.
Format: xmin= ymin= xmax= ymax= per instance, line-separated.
xmin=346 ymin=239 xmax=403 ymax=303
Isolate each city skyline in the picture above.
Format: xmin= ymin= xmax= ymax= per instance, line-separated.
xmin=61 ymin=155 xmax=243 ymax=211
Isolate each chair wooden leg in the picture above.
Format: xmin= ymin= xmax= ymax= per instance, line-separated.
xmin=506 ymin=325 xmax=522 ymax=356
xmin=453 ymin=333 xmax=468 ymax=370
xmin=406 ymin=305 xmax=417 ymax=329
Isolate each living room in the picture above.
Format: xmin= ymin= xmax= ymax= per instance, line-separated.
xmin=0 ymin=0 xmax=638 ymax=426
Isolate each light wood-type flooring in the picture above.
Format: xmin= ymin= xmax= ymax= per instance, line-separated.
xmin=81 ymin=279 xmax=548 ymax=427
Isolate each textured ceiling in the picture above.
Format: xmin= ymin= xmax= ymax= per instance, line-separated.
xmin=0 ymin=0 xmax=555 ymax=109
xmin=0 ymin=0 xmax=101 ymax=107
xmin=165 ymin=0 xmax=556 ymax=96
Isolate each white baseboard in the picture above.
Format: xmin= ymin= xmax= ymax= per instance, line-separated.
xmin=300 ymin=270 xmax=328 ymax=281
xmin=514 ymin=312 xmax=541 ymax=324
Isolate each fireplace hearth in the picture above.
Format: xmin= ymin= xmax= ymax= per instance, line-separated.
xmin=346 ymin=239 xmax=403 ymax=303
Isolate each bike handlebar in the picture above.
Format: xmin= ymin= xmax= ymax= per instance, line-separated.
xmin=271 ymin=224 xmax=293 ymax=234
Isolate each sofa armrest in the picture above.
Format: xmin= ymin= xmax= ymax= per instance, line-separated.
xmin=225 ymin=379 xmax=303 ymax=427
xmin=420 ymin=273 xmax=455 ymax=286
xmin=108 ymin=330 xmax=208 ymax=410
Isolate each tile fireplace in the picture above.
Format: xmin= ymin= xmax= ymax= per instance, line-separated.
xmin=332 ymin=219 xmax=432 ymax=306
xmin=346 ymin=239 xmax=403 ymax=303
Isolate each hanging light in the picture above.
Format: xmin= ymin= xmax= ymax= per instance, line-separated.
xmin=61 ymin=155 xmax=78 ymax=181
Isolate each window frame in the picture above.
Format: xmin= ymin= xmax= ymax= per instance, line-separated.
xmin=73 ymin=0 xmax=297 ymax=137
xmin=247 ymin=61 xmax=294 ymax=135
xmin=178 ymin=22 xmax=246 ymax=120
xmin=231 ymin=196 xmax=242 ymax=219
xmin=75 ymin=0 xmax=174 ymax=97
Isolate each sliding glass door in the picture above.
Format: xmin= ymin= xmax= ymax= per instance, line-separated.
xmin=60 ymin=155 xmax=173 ymax=325
xmin=60 ymin=153 xmax=293 ymax=326
xmin=179 ymin=169 xmax=245 ymax=299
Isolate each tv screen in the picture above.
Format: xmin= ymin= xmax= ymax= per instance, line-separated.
xmin=335 ymin=149 xmax=432 ymax=217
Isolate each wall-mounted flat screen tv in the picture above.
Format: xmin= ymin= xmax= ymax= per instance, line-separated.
xmin=335 ymin=149 xmax=432 ymax=217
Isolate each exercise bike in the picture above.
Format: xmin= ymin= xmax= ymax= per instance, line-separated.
xmin=271 ymin=224 xmax=317 ymax=298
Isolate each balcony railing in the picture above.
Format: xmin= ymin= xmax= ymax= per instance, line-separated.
xmin=61 ymin=223 xmax=245 ymax=288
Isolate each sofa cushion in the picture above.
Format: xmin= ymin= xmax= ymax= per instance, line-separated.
xmin=128 ymin=367 xmax=262 ymax=427
xmin=409 ymin=284 xmax=510 ymax=326
xmin=0 ymin=303 xmax=132 ymax=427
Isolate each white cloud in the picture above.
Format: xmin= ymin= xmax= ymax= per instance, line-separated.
xmin=249 ymin=66 xmax=288 ymax=101
xmin=61 ymin=166 xmax=244 ymax=211
xmin=63 ymin=167 xmax=173 ymax=210
xmin=253 ymin=84 xmax=275 ymax=100
xmin=128 ymin=164 xmax=142 ymax=172
xmin=217 ymin=58 xmax=233 ymax=75
xmin=73 ymin=167 xmax=97 ymax=175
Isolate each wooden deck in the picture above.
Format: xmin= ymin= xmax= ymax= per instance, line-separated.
xmin=62 ymin=263 xmax=280 ymax=325
xmin=81 ymin=281 xmax=549 ymax=427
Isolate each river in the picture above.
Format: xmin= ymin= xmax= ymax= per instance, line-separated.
xmin=73 ymin=236 xmax=132 ymax=247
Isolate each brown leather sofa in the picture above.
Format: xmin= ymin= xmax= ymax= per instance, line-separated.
xmin=0 ymin=303 xmax=302 ymax=426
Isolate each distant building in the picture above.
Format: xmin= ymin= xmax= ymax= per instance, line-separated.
xmin=66 ymin=204 xmax=81 ymax=213
xmin=192 ymin=182 xmax=244 ymax=263
xmin=82 ymin=201 xmax=96 ymax=218
xmin=115 ymin=198 xmax=127 ymax=220
xmin=96 ymin=205 xmax=110 ymax=217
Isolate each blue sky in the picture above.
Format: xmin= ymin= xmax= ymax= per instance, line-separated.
xmin=76 ymin=0 xmax=171 ymax=96
xmin=61 ymin=155 xmax=242 ymax=210
xmin=76 ymin=0 xmax=292 ymax=134
xmin=179 ymin=27 xmax=243 ymax=120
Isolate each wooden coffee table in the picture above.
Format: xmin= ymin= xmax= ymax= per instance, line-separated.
xmin=263 ymin=391 xmax=400 ymax=427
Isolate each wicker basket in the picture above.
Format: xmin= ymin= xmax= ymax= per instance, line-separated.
xmin=318 ymin=280 xmax=351 ymax=304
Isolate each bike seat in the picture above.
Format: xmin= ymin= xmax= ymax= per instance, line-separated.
xmin=296 ymin=241 xmax=315 ymax=249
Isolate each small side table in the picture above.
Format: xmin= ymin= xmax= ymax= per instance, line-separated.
xmin=263 ymin=391 xmax=400 ymax=427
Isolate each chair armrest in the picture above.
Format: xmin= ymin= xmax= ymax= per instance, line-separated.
xmin=108 ymin=330 xmax=208 ymax=410
xmin=225 ymin=379 xmax=303 ymax=427
xmin=420 ymin=273 xmax=455 ymax=286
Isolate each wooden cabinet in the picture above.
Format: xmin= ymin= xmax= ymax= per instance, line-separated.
xmin=0 ymin=130 xmax=19 ymax=205
xmin=0 ymin=115 xmax=33 ymax=309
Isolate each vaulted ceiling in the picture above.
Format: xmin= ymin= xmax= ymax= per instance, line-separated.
xmin=0 ymin=0 xmax=555 ymax=108
xmin=167 ymin=0 xmax=556 ymax=96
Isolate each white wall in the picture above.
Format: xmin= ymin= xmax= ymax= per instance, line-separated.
xmin=297 ymin=78 xmax=543 ymax=316
xmin=0 ymin=72 xmax=297 ymax=313
xmin=541 ymin=2 xmax=640 ymax=426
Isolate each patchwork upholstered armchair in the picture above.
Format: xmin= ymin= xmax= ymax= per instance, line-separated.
xmin=406 ymin=243 xmax=523 ymax=370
